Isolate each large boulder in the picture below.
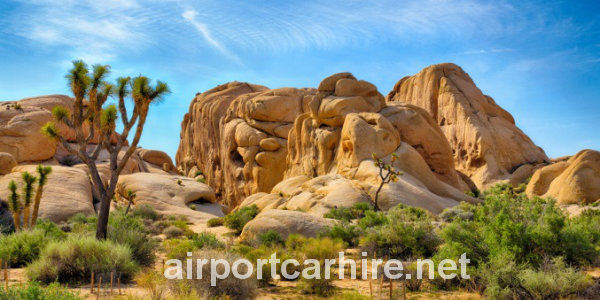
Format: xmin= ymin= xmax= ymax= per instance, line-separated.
xmin=0 ymin=165 xmax=94 ymax=223
xmin=526 ymin=150 xmax=600 ymax=204
xmin=240 ymin=209 xmax=336 ymax=241
xmin=0 ymin=106 xmax=56 ymax=162
xmin=0 ymin=152 xmax=17 ymax=175
xmin=116 ymin=173 xmax=221 ymax=222
xmin=387 ymin=63 xmax=548 ymax=189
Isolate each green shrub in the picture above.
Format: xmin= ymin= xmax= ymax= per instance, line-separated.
xmin=163 ymin=225 xmax=184 ymax=239
xmin=131 ymin=204 xmax=159 ymax=220
xmin=357 ymin=210 xmax=388 ymax=229
xmin=163 ymin=233 xmax=224 ymax=259
xmin=320 ymin=222 xmax=361 ymax=247
xmin=107 ymin=212 xmax=157 ymax=267
xmin=439 ymin=202 xmax=477 ymax=222
xmin=0 ymin=228 xmax=61 ymax=267
xmin=224 ymin=205 xmax=259 ymax=235
xmin=297 ymin=237 xmax=344 ymax=296
xmin=360 ymin=205 xmax=440 ymax=259
xmin=0 ymin=281 xmax=82 ymax=300
xmin=191 ymin=232 xmax=225 ymax=250
xmin=518 ymin=257 xmax=593 ymax=299
xmin=207 ymin=217 xmax=224 ymax=227
xmin=258 ymin=230 xmax=284 ymax=247
xmin=324 ymin=202 xmax=374 ymax=221
xmin=27 ymin=235 xmax=138 ymax=284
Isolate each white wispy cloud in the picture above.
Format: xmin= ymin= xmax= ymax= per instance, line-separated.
xmin=461 ymin=48 xmax=514 ymax=55
xmin=181 ymin=9 xmax=240 ymax=62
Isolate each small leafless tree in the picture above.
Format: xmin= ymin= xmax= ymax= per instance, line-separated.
xmin=372 ymin=153 xmax=402 ymax=211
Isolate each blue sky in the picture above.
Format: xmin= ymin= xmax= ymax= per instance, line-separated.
xmin=0 ymin=0 xmax=598 ymax=159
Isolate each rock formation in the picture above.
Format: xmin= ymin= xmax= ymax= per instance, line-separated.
xmin=526 ymin=149 xmax=600 ymax=204
xmin=0 ymin=95 xmax=218 ymax=228
xmin=387 ymin=63 xmax=549 ymax=189
xmin=177 ymin=72 xmax=480 ymax=215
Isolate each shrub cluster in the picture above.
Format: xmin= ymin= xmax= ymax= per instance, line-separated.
xmin=224 ymin=205 xmax=259 ymax=235
xmin=0 ymin=282 xmax=82 ymax=300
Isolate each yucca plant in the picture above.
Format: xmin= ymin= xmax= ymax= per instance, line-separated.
xmin=372 ymin=153 xmax=402 ymax=211
xmin=42 ymin=60 xmax=170 ymax=239
xmin=7 ymin=180 xmax=21 ymax=231
xmin=124 ymin=189 xmax=137 ymax=215
xmin=30 ymin=165 xmax=52 ymax=228
xmin=21 ymin=171 xmax=37 ymax=230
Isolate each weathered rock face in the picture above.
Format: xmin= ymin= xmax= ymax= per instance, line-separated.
xmin=116 ymin=173 xmax=220 ymax=222
xmin=240 ymin=209 xmax=336 ymax=241
xmin=387 ymin=63 xmax=549 ymax=189
xmin=178 ymin=72 xmax=479 ymax=213
xmin=0 ymin=165 xmax=95 ymax=223
xmin=0 ymin=106 xmax=56 ymax=162
xmin=527 ymin=150 xmax=600 ymax=204
xmin=0 ymin=152 xmax=17 ymax=175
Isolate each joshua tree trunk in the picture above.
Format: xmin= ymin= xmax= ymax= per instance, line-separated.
xmin=12 ymin=212 xmax=20 ymax=231
xmin=23 ymin=206 xmax=30 ymax=229
xmin=30 ymin=189 xmax=43 ymax=228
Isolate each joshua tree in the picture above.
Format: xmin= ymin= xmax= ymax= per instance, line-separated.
xmin=42 ymin=60 xmax=170 ymax=239
xmin=7 ymin=180 xmax=21 ymax=231
xmin=21 ymin=172 xmax=37 ymax=229
xmin=124 ymin=189 xmax=136 ymax=215
xmin=372 ymin=153 xmax=402 ymax=211
xmin=30 ymin=165 xmax=52 ymax=228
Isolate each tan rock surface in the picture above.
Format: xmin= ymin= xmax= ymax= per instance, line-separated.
xmin=0 ymin=107 xmax=56 ymax=162
xmin=240 ymin=209 xmax=336 ymax=241
xmin=116 ymin=173 xmax=220 ymax=222
xmin=0 ymin=152 xmax=17 ymax=175
xmin=387 ymin=63 xmax=548 ymax=189
xmin=179 ymin=71 xmax=480 ymax=213
xmin=0 ymin=165 xmax=94 ymax=222
xmin=527 ymin=150 xmax=600 ymax=204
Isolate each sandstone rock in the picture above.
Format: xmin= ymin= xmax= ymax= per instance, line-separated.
xmin=137 ymin=149 xmax=176 ymax=173
xmin=0 ymin=107 xmax=56 ymax=162
xmin=527 ymin=150 xmax=600 ymax=204
xmin=0 ymin=165 xmax=94 ymax=223
xmin=240 ymin=209 xmax=336 ymax=241
xmin=178 ymin=71 xmax=481 ymax=213
xmin=17 ymin=95 xmax=73 ymax=111
xmin=387 ymin=63 xmax=548 ymax=189
xmin=0 ymin=152 xmax=17 ymax=175
xmin=116 ymin=173 xmax=220 ymax=222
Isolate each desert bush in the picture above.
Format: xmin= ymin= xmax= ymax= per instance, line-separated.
xmin=518 ymin=257 xmax=593 ymax=299
xmin=0 ymin=281 xmax=82 ymax=300
xmin=360 ymin=205 xmax=440 ymax=259
xmin=297 ymin=237 xmax=344 ymax=296
xmin=135 ymin=269 xmax=167 ymax=300
xmin=207 ymin=217 xmax=224 ymax=227
xmin=163 ymin=225 xmax=184 ymax=239
xmin=331 ymin=291 xmax=370 ymax=300
xmin=0 ymin=228 xmax=61 ymax=267
xmin=224 ymin=205 xmax=259 ymax=235
xmin=324 ymin=203 xmax=373 ymax=221
xmin=357 ymin=210 xmax=388 ymax=229
xmin=258 ymin=230 xmax=284 ymax=247
xmin=27 ymin=235 xmax=138 ymax=284
xmin=131 ymin=204 xmax=159 ymax=220
xmin=163 ymin=233 xmax=224 ymax=259
xmin=319 ymin=222 xmax=361 ymax=247
xmin=175 ymin=249 xmax=258 ymax=300
xmin=439 ymin=202 xmax=477 ymax=222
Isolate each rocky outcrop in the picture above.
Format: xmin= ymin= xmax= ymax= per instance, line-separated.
xmin=387 ymin=63 xmax=548 ymax=189
xmin=526 ymin=150 xmax=600 ymax=204
xmin=240 ymin=209 xmax=336 ymax=241
xmin=116 ymin=173 xmax=221 ymax=222
xmin=0 ymin=165 xmax=95 ymax=223
xmin=0 ymin=105 xmax=56 ymax=162
xmin=178 ymin=72 xmax=480 ymax=213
